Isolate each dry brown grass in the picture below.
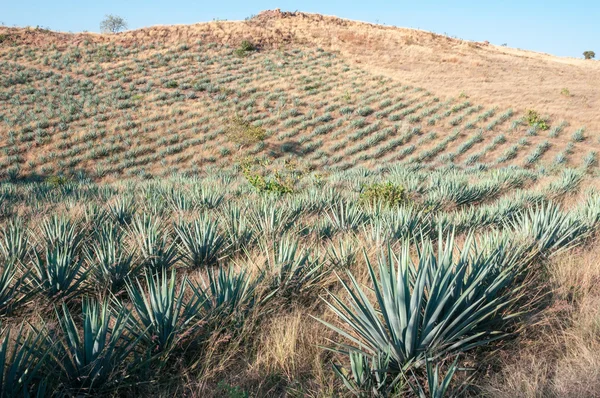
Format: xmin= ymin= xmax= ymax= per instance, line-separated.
xmin=481 ymin=240 xmax=600 ymax=398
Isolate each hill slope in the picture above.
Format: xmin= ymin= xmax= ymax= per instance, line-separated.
xmin=0 ymin=10 xmax=598 ymax=181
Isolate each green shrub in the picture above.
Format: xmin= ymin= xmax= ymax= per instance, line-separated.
xmin=46 ymin=175 xmax=69 ymax=188
xmin=526 ymin=109 xmax=550 ymax=130
xmin=227 ymin=116 xmax=266 ymax=146
xmin=359 ymin=182 xmax=407 ymax=206
xmin=583 ymin=51 xmax=595 ymax=60
xmin=234 ymin=40 xmax=256 ymax=57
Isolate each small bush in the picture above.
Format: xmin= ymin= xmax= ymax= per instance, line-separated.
xmin=526 ymin=109 xmax=550 ymax=130
xmin=359 ymin=182 xmax=407 ymax=206
xmin=583 ymin=51 xmax=595 ymax=60
xmin=234 ymin=40 xmax=256 ymax=57
xmin=46 ymin=175 xmax=69 ymax=188
xmin=227 ymin=116 xmax=266 ymax=146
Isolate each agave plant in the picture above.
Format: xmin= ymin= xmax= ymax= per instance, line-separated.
xmin=220 ymin=204 xmax=253 ymax=252
xmin=187 ymin=266 xmax=255 ymax=318
xmin=46 ymin=299 xmax=140 ymax=394
xmin=249 ymin=201 xmax=298 ymax=239
xmin=0 ymin=325 xmax=50 ymax=397
xmin=383 ymin=206 xmax=430 ymax=240
xmin=406 ymin=357 xmax=463 ymax=398
xmin=31 ymin=216 xmax=87 ymax=299
xmin=0 ymin=218 xmax=29 ymax=264
xmin=194 ymin=185 xmax=224 ymax=209
xmin=264 ymin=235 xmax=328 ymax=296
xmin=125 ymin=268 xmax=201 ymax=353
xmin=127 ymin=214 xmax=178 ymax=272
xmin=319 ymin=230 xmax=528 ymax=375
xmin=327 ymin=236 xmax=359 ymax=269
xmin=174 ymin=216 xmax=225 ymax=268
xmin=509 ymin=202 xmax=587 ymax=255
xmin=327 ymin=201 xmax=366 ymax=232
xmin=0 ymin=259 xmax=34 ymax=315
xmin=108 ymin=196 xmax=136 ymax=225
xmin=332 ymin=351 xmax=399 ymax=397
xmin=87 ymin=224 xmax=137 ymax=291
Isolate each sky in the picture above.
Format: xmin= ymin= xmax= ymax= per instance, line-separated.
xmin=1 ymin=0 xmax=598 ymax=58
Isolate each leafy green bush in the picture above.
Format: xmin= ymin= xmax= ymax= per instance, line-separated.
xmin=526 ymin=109 xmax=550 ymax=130
xmin=46 ymin=175 xmax=69 ymax=188
xmin=234 ymin=40 xmax=256 ymax=57
xmin=359 ymin=182 xmax=407 ymax=206
xmin=583 ymin=51 xmax=595 ymax=60
xmin=227 ymin=116 xmax=266 ymax=146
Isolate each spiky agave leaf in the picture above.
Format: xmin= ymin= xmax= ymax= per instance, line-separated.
xmin=332 ymin=351 xmax=400 ymax=397
xmin=406 ymin=356 xmax=462 ymax=398
xmin=0 ymin=324 xmax=51 ymax=397
xmin=0 ymin=259 xmax=34 ymax=315
xmin=30 ymin=216 xmax=87 ymax=299
xmin=327 ymin=201 xmax=366 ymax=232
xmin=220 ymin=204 xmax=253 ymax=253
xmin=107 ymin=196 xmax=136 ymax=226
xmin=127 ymin=214 xmax=178 ymax=272
xmin=174 ymin=216 xmax=225 ymax=268
xmin=86 ymin=224 xmax=137 ymax=291
xmin=318 ymin=229 xmax=528 ymax=374
xmin=47 ymin=298 xmax=141 ymax=393
xmin=509 ymin=202 xmax=587 ymax=255
xmin=263 ymin=235 xmax=329 ymax=296
xmin=327 ymin=236 xmax=359 ymax=269
xmin=124 ymin=268 xmax=201 ymax=353
xmin=0 ymin=218 xmax=29 ymax=264
xmin=187 ymin=266 xmax=255 ymax=319
xmin=249 ymin=200 xmax=298 ymax=239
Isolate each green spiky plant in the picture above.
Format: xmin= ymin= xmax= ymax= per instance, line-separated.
xmin=31 ymin=216 xmax=88 ymax=300
xmin=319 ymin=230 xmax=529 ymax=378
xmin=0 ymin=325 xmax=50 ymax=397
xmin=45 ymin=299 xmax=142 ymax=394
xmin=174 ymin=216 xmax=225 ymax=268
xmin=0 ymin=218 xmax=29 ymax=264
xmin=405 ymin=357 xmax=465 ymax=398
xmin=187 ymin=266 xmax=255 ymax=319
xmin=509 ymin=202 xmax=587 ymax=256
xmin=128 ymin=214 xmax=178 ymax=272
xmin=87 ymin=224 xmax=137 ymax=291
xmin=0 ymin=259 xmax=33 ymax=315
xmin=124 ymin=268 xmax=202 ymax=354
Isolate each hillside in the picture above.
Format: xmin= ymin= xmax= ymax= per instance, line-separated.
xmin=1 ymin=10 xmax=600 ymax=398
xmin=1 ymin=10 xmax=599 ymax=181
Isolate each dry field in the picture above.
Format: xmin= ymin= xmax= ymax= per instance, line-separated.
xmin=0 ymin=10 xmax=599 ymax=398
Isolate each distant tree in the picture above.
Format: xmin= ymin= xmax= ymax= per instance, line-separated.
xmin=100 ymin=14 xmax=128 ymax=34
xmin=583 ymin=51 xmax=595 ymax=60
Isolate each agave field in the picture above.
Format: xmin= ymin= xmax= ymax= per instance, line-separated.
xmin=1 ymin=39 xmax=599 ymax=181
xmin=1 ymin=36 xmax=600 ymax=396
xmin=0 ymin=162 xmax=599 ymax=396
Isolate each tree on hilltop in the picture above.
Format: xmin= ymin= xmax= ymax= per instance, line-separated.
xmin=100 ymin=14 xmax=128 ymax=34
xmin=583 ymin=51 xmax=595 ymax=60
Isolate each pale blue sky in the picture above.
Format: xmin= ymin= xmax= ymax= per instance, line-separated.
xmin=2 ymin=1 xmax=598 ymax=58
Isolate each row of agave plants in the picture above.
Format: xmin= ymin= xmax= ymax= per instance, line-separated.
xmin=0 ymin=166 xmax=599 ymax=396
